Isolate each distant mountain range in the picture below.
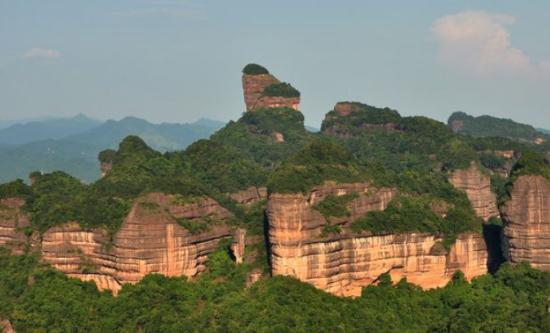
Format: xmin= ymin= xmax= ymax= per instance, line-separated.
xmin=0 ymin=114 xmax=102 ymax=145
xmin=448 ymin=111 xmax=548 ymax=143
xmin=0 ymin=116 xmax=224 ymax=183
xmin=538 ymin=128 xmax=550 ymax=135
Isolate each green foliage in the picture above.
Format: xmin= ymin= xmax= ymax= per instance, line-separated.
xmin=314 ymin=193 xmax=358 ymax=218
xmin=351 ymin=194 xmax=481 ymax=246
xmin=2 ymin=249 xmax=550 ymax=332
xmin=321 ymin=102 xmax=401 ymax=134
xmin=262 ymin=83 xmax=300 ymax=98
xmin=449 ymin=111 xmax=548 ymax=142
xmin=268 ymin=139 xmax=368 ymax=194
xmin=242 ymin=63 xmax=269 ymax=75
xmin=0 ymin=179 xmax=31 ymax=200
xmin=98 ymin=149 xmax=116 ymax=163
xmin=511 ymin=151 xmax=550 ymax=181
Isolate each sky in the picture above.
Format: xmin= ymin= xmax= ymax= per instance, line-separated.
xmin=1 ymin=0 xmax=549 ymax=128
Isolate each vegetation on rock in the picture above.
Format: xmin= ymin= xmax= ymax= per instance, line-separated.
xmin=262 ymin=83 xmax=301 ymax=98
xmin=242 ymin=63 xmax=269 ymax=75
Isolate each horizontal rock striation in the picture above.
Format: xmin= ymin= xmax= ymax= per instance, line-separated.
xmin=0 ymin=198 xmax=30 ymax=254
xmin=268 ymin=183 xmax=488 ymax=296
xmin=40 ymin=193 xmax=237 ymax=294
xmin=242 ymin=73 xmax=299 ymax=111
xmin=502 ymin=175 xmax=550 ymax=270
xmin=450 ymin=163 xmax=498 ymax=221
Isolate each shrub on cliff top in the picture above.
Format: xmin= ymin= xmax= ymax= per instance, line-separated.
xmin=242 ymin=63 xmax=269 ymax=75
xmin=0 ymin=179 xmax=31 ymax=200
xmin=510 ymin=151 xmax=550 ymax=181
xmin=321 ymin=102 xmax=401 ymax=132
xmin=262 ymin=83 xmax=300 ymax=98
xmin=268 ymin=139 xmax=368 ymax=194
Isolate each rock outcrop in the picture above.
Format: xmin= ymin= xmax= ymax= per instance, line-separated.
xmin=0 ymin=198 xmax=30 ymax=254
xmin=229 ymin=187 xmax=267 ymax=206
xmin=502 ymin=175 xmax=550 ymax=270
xmin=40 ymin=193 xmax=238 ymax=294
xmin=242 ymin=71 xmax=299 ymax=111
xmin=268 ymin=182 xmax=488 ymax=296
xmin=450 ymin=163 xmax=498 ymax=221
xmin=1 ymin=319 xmax=15 ymax=333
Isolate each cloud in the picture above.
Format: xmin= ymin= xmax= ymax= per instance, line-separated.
xmin=432 ymin=11 xmax=549 ymax=78
xmin=22 ymin=48 xmax=61 ymax=59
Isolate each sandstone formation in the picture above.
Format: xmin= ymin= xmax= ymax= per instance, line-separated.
xmin=100 ymin=161 xmax=112 ymax=178
xmin=267 ymin=182 xmax=488 ymax=296
xmin=242 ymin=72 xmax=299 ymax=111
xmin=0 ymin=319 xmax=15 ymax=333
xmin=40 ymin=193 xmax=238 ymax=294
xmin=502 ymin=175 xmax=550 ymax=270
xmin=0 ymin=198 xmax=30 ymax=254
xmin=229 ymin=186 xmax=267 ymax=205
xmin=450 ymin=163 xmax=498 ymax=221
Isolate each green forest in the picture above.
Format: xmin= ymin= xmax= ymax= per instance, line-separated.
xmin=1 ymin=247 xmax=550 ymax=332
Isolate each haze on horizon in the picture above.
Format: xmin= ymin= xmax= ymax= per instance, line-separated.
xmin=1 ymin=0 xmax=549 ymax=128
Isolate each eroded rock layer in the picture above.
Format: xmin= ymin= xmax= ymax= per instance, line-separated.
xmin=450 ymin=163 xmax=498 ymax=221
xmin=502 ymin=175 xmax=550 ymax=270
xmin=0 ymin=198 xmax=30 ymax=254
xmin=40 ymin=193 xmax=236 ymax=294
xmin=242 ymin=73 xmax=299 ymax=111
xmin=268 ymin=183 xmax=488 ymax=296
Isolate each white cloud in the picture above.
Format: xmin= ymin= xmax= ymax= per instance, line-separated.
xmin=432 ymin=11 xmax=549 ymax=78
xmin=22 ymin=48 xmax=61 ymax=59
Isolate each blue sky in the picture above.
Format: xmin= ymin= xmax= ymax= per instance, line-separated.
xmin=1 ymin=0 xmax=549 ymax=128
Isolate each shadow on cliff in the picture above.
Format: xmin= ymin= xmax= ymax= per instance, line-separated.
xmin=262 ymin=209 xmax=273 ymax=275
xmin=483 ymin=223 xmax=506 ymax=274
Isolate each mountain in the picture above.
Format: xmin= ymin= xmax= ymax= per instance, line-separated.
xmin=1 ymin=64 xmax=550 ymax=332
xmin=538 ymin=128 xmax=550 ymax=135
xmin=448 ymin=111 xmax=548 ymax=144
xmin=0 ymin=117 xmax=224 ymax=183
xmin=0 ymin=114 xmax=101 ymax=145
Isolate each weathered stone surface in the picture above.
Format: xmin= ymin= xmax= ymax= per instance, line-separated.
xmin=0 ymin=319 xmax=15 ymax=333
xmin=268 ymin=182 xmax=488 ymax=296
xmin=242 ymin=73 xmax=299 ymax=111
xmin=41 ymin=193 xmax=237 ymax=294
xmin=450 ymin=163 xmax=498 ymax=221
xmin=229 ymin=187 xmax=267 ymax=205
xmin=231 ymin=229 xmax=246 ymax=264
xmin=100 ymin=161 xmax=112 ymax=178
xmin=502 ymin=175 xmax=550 ymax=270
xmin=0 ymin=198 xmax=30 ymax=254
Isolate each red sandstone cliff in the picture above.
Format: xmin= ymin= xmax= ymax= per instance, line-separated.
xmin=40 ymin=193 xmax=238 ymax=294
xmin=502 ymin=175 xmax=550 ymax=270
xmin=242 ymin=73 xmax=299 ymax=111
xmin=267 ymin=182 xmax=488 ymax=296
xmin=0 ymin=198 xmax=30 ymax=254
xmin=449 ymin=163 xmax=498 ymax=221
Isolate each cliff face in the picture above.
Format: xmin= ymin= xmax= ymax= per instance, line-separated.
xmin=40 ymin=193 xmax=236 ymax=294
xmin=268 ymin=183 xmax=487 ymax=296
xmin=502 ymin=175 xmax=550 ymax=270
xmin=450 ymin=163 xmax=498 ymax=221
xmin=0 ymin=198 xmax=30 ymax=254
xmin=242 ymin=74 xmax=299 ymax=111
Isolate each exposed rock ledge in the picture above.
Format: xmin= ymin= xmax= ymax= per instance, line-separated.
xmin=450 ymin=163 xmax=498 ymax=221
xmin=268 ymin=182 xmax=488 ymax=296
xmin=502 ymin=175 xmax=550 ymax=270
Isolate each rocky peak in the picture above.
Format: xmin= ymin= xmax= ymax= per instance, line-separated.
xmin=242 ymin=64 xmax=300 ymax=112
